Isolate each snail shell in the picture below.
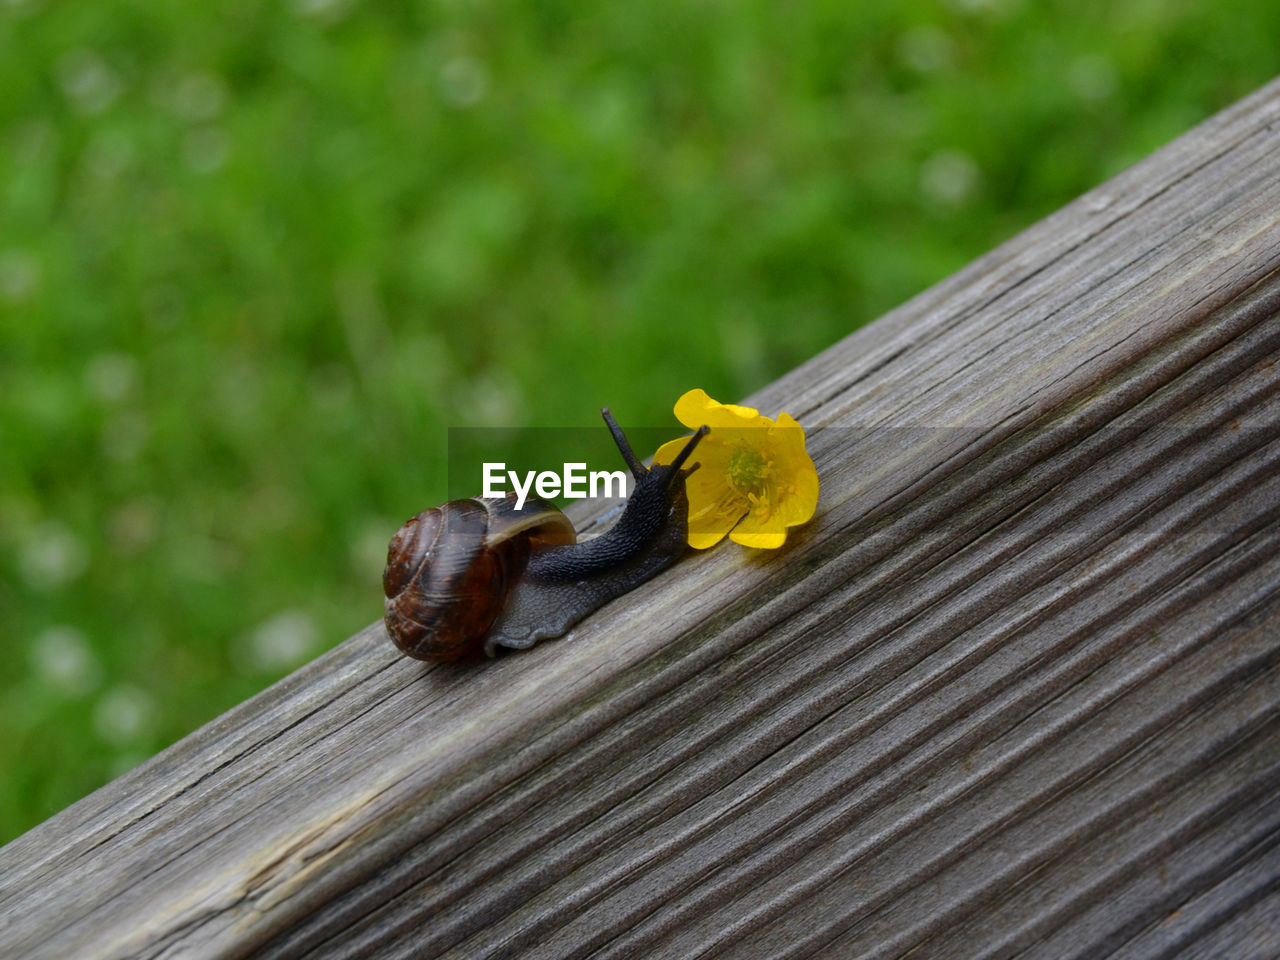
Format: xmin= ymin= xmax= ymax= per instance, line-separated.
xmin=383 ymin=495 xmax=575 ymax=661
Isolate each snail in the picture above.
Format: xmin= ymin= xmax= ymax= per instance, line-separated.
xmin=383 ymin=409 xmax=709 ymax=661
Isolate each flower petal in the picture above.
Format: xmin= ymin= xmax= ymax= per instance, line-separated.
xmin=727 ymin=507 xmax=790 ymax=548
xmin=651 ymin=436 xmax=695 ymax=468
xmin=673 ymin=388 xmax=766 ymax=431
xmin=729 ymin=529 xmax=788 ymax=549
xmin=687 ymin=523 xmax=733 ymax=550
xmin=772 ymin=470 xmax=819 ymax=527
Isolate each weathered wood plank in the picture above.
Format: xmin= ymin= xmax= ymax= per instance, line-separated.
xmin=2 ymin=78 xmax=1280 ymax=959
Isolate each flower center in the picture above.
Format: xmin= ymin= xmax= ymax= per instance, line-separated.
xmin=727 ymin=447 xmax=769 ymax=497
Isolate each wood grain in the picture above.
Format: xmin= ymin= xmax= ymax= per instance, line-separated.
xmin=3 ymin=78 xmax=1280 ymax=960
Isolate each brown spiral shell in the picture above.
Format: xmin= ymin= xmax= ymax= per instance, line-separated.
xmin=382 ymin=496 xmax=576 ymax=661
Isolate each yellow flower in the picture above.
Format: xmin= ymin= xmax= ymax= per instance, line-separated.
xmin=652 ymin=388 xmax=819 ymax=549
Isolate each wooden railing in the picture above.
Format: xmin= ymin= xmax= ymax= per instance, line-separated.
xmin=3 ymin=77 xmax=1279 ymax=960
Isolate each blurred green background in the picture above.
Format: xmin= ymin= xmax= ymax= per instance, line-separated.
xmin=2 ymin=0 xmax=1278 ymax=843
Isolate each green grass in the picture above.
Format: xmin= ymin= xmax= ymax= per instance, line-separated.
xmin=1 ymin=0 xmax=1277 ymax=842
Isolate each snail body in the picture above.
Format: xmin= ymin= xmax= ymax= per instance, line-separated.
xmin=383 ymin=410 xmax=708 ymax=661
